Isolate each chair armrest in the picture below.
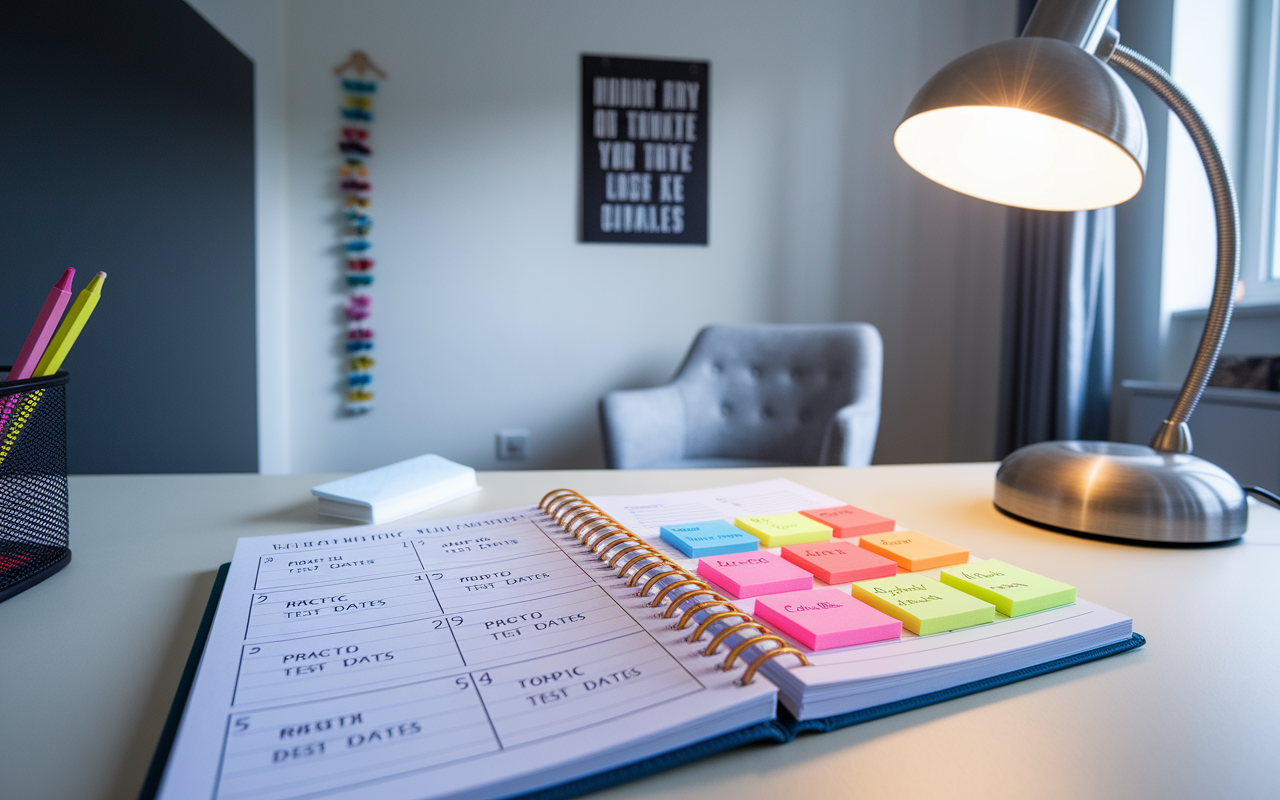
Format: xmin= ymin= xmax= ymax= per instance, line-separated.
xmin=819 ymin=398 xmax=881 ymax=467
xmin=599 ymin=385 xmax=685 ymax=469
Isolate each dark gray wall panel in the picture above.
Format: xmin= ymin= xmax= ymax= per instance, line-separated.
xmin=1 ymin=0 xmax=257 ymax=473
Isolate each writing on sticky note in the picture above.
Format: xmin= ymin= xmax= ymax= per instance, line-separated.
xmin=939 ymin=559 xmax=1076 ymax=617
xmin=850 ymin=575 xmax=994 ymax=635
xmin=858 ymin=530 xmax=968 ymax=572
xmin=754 ymin=588 xmax=901 ymax=650
xmin=660 ymin=520 xmax=759 ymax=559
xmin=799 ymin=505 xmax=895 ymax=538
xmin=696 ymin=550 xmax=813 ymax=599
xmin=734 ymin=512 xmax=832 ymax=547
xmin=780 ymin=541 xmax=897 ymax=584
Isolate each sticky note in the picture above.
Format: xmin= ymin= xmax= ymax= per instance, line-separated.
xmin=734 ymin=513 xmax=832 ymax=547
xmin=660 ymin=520 xmax=760 ymax=558
xmin=850 ymin=575 xmax=995 ymax=635
xmin=939 ymin=559 xmax=1076 ymax=617
xmin=696 ymin=550 xmax=813 ymax=599
xmin=858 ymin=530 xmax=969 ymax=572
xmin=780 ymin=540 xmax=898 ymax=584
xmin=755 ymin=589 xmax=902 ymax=650
xmin=799 ymin=505 xmax=895 ymax=538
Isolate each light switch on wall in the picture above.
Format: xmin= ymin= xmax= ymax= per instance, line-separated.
xmin=496 ymin=429 xmax=530 ymax=461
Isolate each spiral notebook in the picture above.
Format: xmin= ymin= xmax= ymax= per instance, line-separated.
xmin=143 ymin=480 xmax=1143 ymax=800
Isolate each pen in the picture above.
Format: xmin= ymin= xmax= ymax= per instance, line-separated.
xmin=6 ymin=267 xmax=75 ymax=382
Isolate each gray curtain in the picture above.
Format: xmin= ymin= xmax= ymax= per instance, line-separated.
xmin=996 ymin=208 xmax=1115 ymax=457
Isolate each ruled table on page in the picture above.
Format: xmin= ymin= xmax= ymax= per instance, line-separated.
xmin=156 ymin=507 xmax=774 ymax=800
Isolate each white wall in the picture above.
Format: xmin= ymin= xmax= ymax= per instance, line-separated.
xmin=828 ymin=3 xmax=1013 ymax=464
xmin=193 ymin=0 xmax=1014 ymax=473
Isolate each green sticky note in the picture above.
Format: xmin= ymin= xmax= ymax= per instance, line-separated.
xmin=850 ymin=575 xmax=994 ymax=635
xmin=734 ymin=513 xmax=832 ymax=547
xmin=939 ymin=559 xmax=1076 ymax=617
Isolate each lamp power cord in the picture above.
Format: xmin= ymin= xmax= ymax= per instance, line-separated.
xmin=1242 ymin=485 xmax=1280 ymax=511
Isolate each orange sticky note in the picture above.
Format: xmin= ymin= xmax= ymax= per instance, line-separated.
xmin=858 ymin=531 xmax=968 ymax=572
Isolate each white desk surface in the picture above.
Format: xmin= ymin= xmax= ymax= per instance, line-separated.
xmin=3 ymin=464 xmax=1279 ymax=800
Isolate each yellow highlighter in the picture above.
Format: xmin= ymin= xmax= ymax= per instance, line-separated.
xmin=35 ymin=271 xmax=106 ymax=376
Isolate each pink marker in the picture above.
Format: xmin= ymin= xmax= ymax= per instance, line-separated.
xmin=7 ymin=268 xmax=75 ymax=381
xmin=1 ymin=268 xmax=75 ymax=435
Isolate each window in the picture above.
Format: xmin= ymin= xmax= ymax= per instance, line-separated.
xmin=1159 ymin=0 xmax=1252 ymax=322
xmin=1242 ymin=0 xmax=1280 ymax=299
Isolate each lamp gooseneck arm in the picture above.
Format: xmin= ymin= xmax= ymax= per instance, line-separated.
xmin=1106 ymin=43 xmax=1240 ymax=454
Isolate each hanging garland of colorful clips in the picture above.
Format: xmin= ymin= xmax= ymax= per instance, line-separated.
xmin=335 ymin=51 xmax=386 ymax=414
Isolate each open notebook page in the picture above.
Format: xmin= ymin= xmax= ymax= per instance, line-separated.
xmin=155 ymin=505 xmax=777 ymax=800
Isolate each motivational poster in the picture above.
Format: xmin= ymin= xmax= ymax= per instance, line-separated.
xmin=581 ymin=54 xmax=709 ymax=244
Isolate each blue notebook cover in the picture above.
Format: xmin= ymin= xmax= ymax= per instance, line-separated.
xmin=139 ymin=563 xmax=1145 ymax=800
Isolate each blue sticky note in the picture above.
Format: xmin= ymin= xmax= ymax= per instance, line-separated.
xmin=660 ymin=520 xmax=760 ymax=558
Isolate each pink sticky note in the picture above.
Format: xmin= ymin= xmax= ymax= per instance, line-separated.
xmin=696 ymin=550 xmax=813 ymax=599
xmin=780 ymin=540 xmax=898 ymax=584
xmin=754 ymin=588 xmax=902 ymax=650
xmin=800 ymin=505 xmax=895 ymax=538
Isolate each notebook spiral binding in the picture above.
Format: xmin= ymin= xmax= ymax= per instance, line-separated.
xmin=539 ymin=489 xmax=809 ymax=686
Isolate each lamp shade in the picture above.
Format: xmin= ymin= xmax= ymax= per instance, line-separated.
xmin=894 ymin=37 xmax=1148 ymax=211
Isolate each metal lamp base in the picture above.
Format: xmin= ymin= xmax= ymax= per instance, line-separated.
xmin=994 ymin=441 xmax=1247 ymax=544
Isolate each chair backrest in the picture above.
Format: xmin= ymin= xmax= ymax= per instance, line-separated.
xmin=673 ymin=323 xmax=881 ymax=464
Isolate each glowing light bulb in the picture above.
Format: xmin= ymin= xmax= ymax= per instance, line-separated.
xmin=894 ymin=105 xmax=1143 ymax=211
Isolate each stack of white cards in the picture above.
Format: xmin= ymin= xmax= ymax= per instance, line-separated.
xmin=311 ymin=453 xmax=479 ymax=523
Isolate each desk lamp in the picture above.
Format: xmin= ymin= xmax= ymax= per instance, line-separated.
xmin=895 ymin=0 xmax=1246 ymax=544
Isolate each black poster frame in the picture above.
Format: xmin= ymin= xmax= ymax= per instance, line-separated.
xmin=580 ymin=54 xmax=709 ymax=245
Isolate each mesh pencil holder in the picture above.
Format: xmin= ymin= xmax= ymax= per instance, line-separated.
xmin=0 ymin=368 xmax=70 ymax=603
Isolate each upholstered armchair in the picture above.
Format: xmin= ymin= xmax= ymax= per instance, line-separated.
xmin=600 ymin=323 xmax=883 ymax=469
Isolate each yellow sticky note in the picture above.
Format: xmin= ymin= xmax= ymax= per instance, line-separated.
xmin=734 ymin=513 xmax=832 ymax=547
xmin=850 ymin=575 xmax=994 ymax=635
xmin=939 ymin=559 xmax=1076 ymax=617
